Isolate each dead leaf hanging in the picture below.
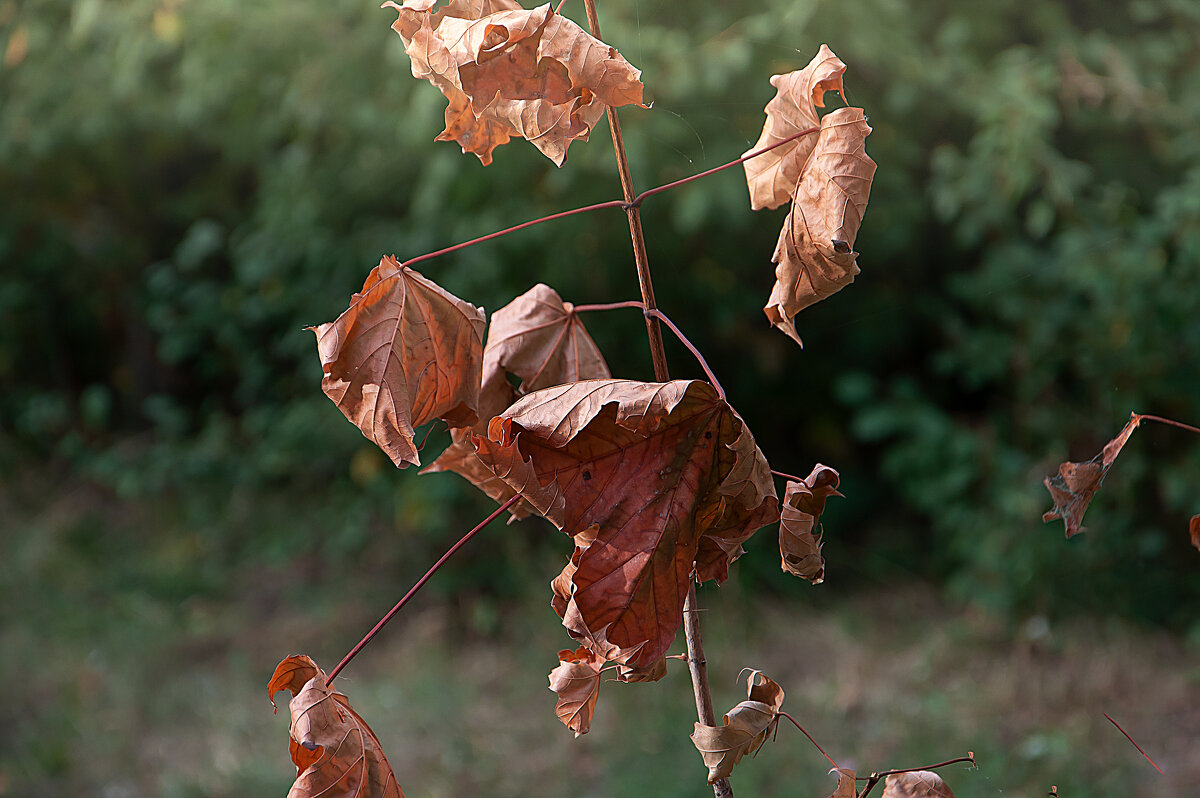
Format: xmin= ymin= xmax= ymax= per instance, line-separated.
xmin=268 ymin=655 xmax=405 ymax=798
xmin=1042 ymin=415 xmax=1141 ymax=538
xmin=880 ymin=770 xmax=956 ymax=798
xmin=473 ymin=379 xmax=778 ymax=667
xmin=547 ymin=645 xmax=605 ymax=737
xmin=780 ymin=464 xmax=841 ymax=583
xmin=310 ymin=255 xmax=485 ymax=468
xmin=743 ymin=44 xmax=847 ymax=212
xmin=766 ymin=106 xmax=876 ymax=346
xmin=690 ymin=670 xmax=785 ymax=785
xmin=384 ymin=1 xmax=643 ymax=165
xmin=422 ymin=283 xmax=611 ymax=517
xmin=825 ymin=768 xmax=859 ymax=798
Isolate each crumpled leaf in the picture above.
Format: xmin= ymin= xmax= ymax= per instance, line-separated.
xmin=310 ymin=256 xmax=485 ymax=468
xmin=690 ymin=670 xmax=785 ymax=785
xmin=547 ymin=646 xmax=604 ymax=737
xmin=268 ymin=655 xmax=405 ymax=798
xmin=616 ymin=657 xmax=668 ymax=683
xmin=1042 ymin=415 xmax=1141 ymax=537
xmin=766 ymin=106 xmax=876 ymax=345
xmin=825 ymin=768 xmax=858 ymax=798
xmin=384 ymin=1 xmax=643 ymax=165
xmin=422 ymin=283 xmax=610 ymax=518
xmin=474 ymin=379 xmax=778 ymax=667
xmin=880 ymin=771 xmax=956 ymax=798
xmin=743 ymin=44 xmax=846 ymax=212
xmin=780 ymin=464 xmax=841 ymax=583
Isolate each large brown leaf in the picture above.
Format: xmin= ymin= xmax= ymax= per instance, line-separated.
xmin=780 ymin=464 xmax=841 ymax=583
xmin=766 ymin=106 xmax=876 ymax=346
xmin=880 ymin=771 xmax=956 ymax=798
xmin=385 ymin=1 xmax=643 ymax=165
xmin=268 ymin=655 xmax=405 ymax=798
xmin=423 ymin=283 xmax=610 ymax=516
xmin=474 ymin=379 xmax=778 ymax=667
xmin=690 ymin=670 xmax=785 ymax=785
xmin=310 ymin=256 xmax=485 ymax=468
xmin=743 ymin=45 xmax=847 ymax=212
xmin=547 ymin=645 xmax=604 ymax=737
xmin=1042 ymin=415 xmax=1140 ymax=538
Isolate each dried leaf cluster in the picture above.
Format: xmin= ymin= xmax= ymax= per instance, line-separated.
xmin=744 ymin=45 xmax=877 ymax=346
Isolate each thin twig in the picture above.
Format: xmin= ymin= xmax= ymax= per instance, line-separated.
xmin=326 ymin=495 xmax=521 ymax=685
xmin=1104 ymin=712 xmax=1164 ymax=774
xmin=644 ymin=308 xmax=725 ymax=400
xmin=770 ymin=469 xmax=804 ymax=483
xmin=1134 ymin=413 xmax=1200 ymax=437
xmin=856 ymin=754 xmax=976 ymax=798
xmin=775 ymin=711 xmax=838 ymax=769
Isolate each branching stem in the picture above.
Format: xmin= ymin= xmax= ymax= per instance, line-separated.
xmin=856 ymin=754 xmax=976 ymax=798
xmin=325 ymin=495 xmax=521 ymax=686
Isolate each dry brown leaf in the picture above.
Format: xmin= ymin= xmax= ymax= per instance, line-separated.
xmin=766 ymin=106 xmax=876 ymax=345
xmin=880 ymin=771 xmax=956 ymax=798
xmin=385 ymin=1 xmax=642 ymax=165
xmin=1042 ymin=415 xmax=1141 ymax=537
xmin=310 ymin=256 xmax=485 ymax=468
xmin=780 ymin=464 xmax=841 ymax=583
xmin=743 ymin=45 xmax=847 ymax=212
xmin=825 ymin=768 xmax=859 ymax=798
xmin=268 ymin=655 xmax=405 ymax=798
xmin=474 ymin=379 xmax=778 ymax=667
xmin=690 ymin=670 xmax=785 ymax=785
xmin=423 ymin=283 xmax=610 ymax=517
xmin=547 ymin=645 xmax=605 ymax=737
xmin=616 ymin=657 xmax=668 ymax=683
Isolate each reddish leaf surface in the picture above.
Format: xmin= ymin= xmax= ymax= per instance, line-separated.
xmin=1042 ymin=415 xmax=1141 ymax=537
xmin=766 ymin=106 xmax=876 ymax=345
xmin=690 ymin=670 xmax=785 ymax=784
xmin=547 ymin=646 xmax=604 ymax=737
xmin=268 ymin=655 xmax=405 ymax=798
xmin=384 ymin=1 xmax=643 ymax=165
xmin=311 ymin=256 xmax=485 ymax=468
xmin=780 ymin=464 xmax=841 ymax=583
xmin=881 ymin=771 xmax=956 ymax=798
xmin=743 ymin=44 xmax=846 ymax=212
xmin=1191 ymin=515 xmax=1200 ymax=551
xmin=423 ymin=283 xmax=610 ymax=517
xmin=474 ymin=379 xmax=778 ymax=667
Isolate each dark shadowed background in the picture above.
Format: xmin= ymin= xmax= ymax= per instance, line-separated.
xmin=3 ymin=1 xmax=1199 ymax=796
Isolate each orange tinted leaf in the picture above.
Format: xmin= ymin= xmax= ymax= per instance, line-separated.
xmin=547 ymin=646 xmax=604 ymax=737
xmin=1042 ymin=415 xmax=1141 ymax=537
xmin=475 ymin=379 xmax=778 ymax=667
xmin=744 ymin=45 xmax=847 ymax=212
xmin=779 ymin=464 xmax=841 ymax=583
xmin=825 ymin=768 xmax=858 ymax=798
xmin=385 ymin=2 xmax=642 ymax=165
xmin=1190 ymin=515 xmax=1200 ymax=551
xmin=690 ymin=670 xmax=785 ymax=784
xmin=310 ymin=256 xmax=485 ymax=468
xmin=881 ymin=771 xmax=956 ymax=798
xmin=766 ymin=107 xmax=876 ymax=345
xmin=268 ymin=655 xmax=405 ymax=798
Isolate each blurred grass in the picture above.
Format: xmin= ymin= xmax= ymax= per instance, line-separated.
xmin=4 ymin=473 xmax=1198 ymax=797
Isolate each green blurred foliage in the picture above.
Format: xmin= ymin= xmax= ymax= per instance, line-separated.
xmin=2 ymin=0 xmax=1199 ymax=621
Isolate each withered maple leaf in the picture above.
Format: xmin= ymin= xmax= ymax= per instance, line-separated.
xmin=547 ymin=645 xmax=604 ymax=737
xmin=766 ymin=106 xmax=876 ymax=346
xmin=690 ymin=670 xmax=785 ymax=785
xmin=474 ymin=379 xmax=778 ymax=667
xmin=1042 ymin=415 xmax=1141 ymax=538
xmin=780 ymin=464 xmax=841 ymax=583
xmin=268 ymin=655 xmax=405 ymax=798
xmin=310 ymin=256 xmax=485 ymax=469
xmin=384 ymin=1 xmax=643 ymax=165
xmin=880 ymin=771 xmax=956 ymax=798
xmin=743 ymin=44 xmax=847 ymax=212
xmin=825 ymin=768 xmax=859 ymax=798
xmin=423 ymin=283 xmax=610 ymax=517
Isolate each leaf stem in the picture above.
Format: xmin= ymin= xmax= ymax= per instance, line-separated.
xmin=571 ymin=300 xmax=647 ymax=313
xmin=775 ymin=711 xmax=838 ymax=769
xmin=325 ymin=495 xmax=521 ymax=686
xmin=856 ymin=754 xmax=976 ymax=798
xmin=1133 ymin=413 xmax=1200 ymax=437
xmin=770 ymin=469 xmax=804 ymax=483
xmin=643 ymin=308 xmax=725 ymax=401
xmin=1104 ymin=712 xmax=1164 ymax=774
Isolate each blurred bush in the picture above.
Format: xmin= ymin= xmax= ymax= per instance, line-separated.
xmin=2 ymin=0 xmax=1198 ymax=622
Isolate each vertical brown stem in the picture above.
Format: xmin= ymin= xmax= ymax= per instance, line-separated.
xmin=580 ymin=2 xmax=729 ymax=796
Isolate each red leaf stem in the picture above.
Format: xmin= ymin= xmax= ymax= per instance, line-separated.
xmin=775 ymin=711 xmax=838 ymax=769
xmin=1104 ymin=712 xmax=1164 ymax=774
